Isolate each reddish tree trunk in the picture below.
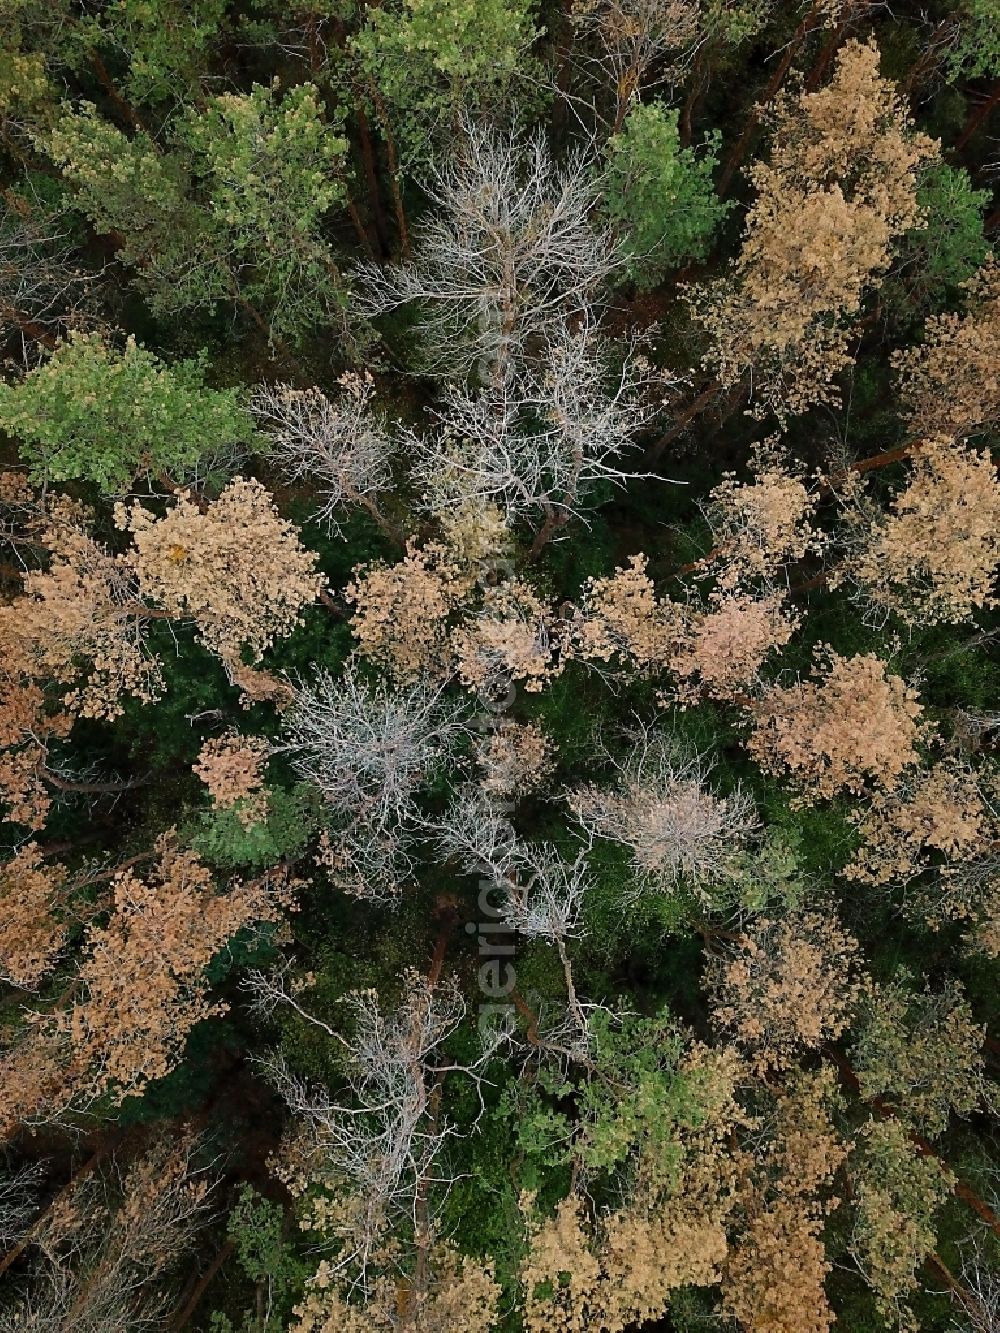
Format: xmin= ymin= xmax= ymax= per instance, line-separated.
xmin=717 ymin=0 xmax=825 ymax=199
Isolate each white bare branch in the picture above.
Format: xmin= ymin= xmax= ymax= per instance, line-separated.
xmin=0 ymin=1135 xmax=215 ymax=1333
xmin=432 ymin=784 xmax=521 ymax=881
xmin=568 ymin=723 xmax=759 ymax=902
xmin=279 ymin=666 xmax=469 ymax=898
xmin=407 ymin=321 xmax=668 ymax=528
xmin=0 ymin=194 xmax=100 ymax=357
xmin=0 ymin=1160 xmax=45 ymax=1250
xmin=353 ymin=119 xmax=621 ymax=377
xmin=571 ymin=0 xmax=702 ymax=132
xmin=251 ymin=374 xmax=396 ymax=537
xmin=260 ymin=972 xmax=502 ymax=1286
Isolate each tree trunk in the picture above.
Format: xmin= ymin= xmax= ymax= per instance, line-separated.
xmin=717 ymin=0 xmax=824 ymax=199
xmin=954 ymin=79 xmax=1000 ymax=154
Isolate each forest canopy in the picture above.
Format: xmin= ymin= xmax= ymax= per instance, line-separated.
xmin=0 ymin=2 xmax=999 ymax=1331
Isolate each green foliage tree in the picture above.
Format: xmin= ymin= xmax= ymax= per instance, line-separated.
xmin=945 ymin=0 xmax=1000 ymax=81
xmin=603 ymin=102 xmax=728 ymax=289
xmin=848 ymin=1118 xmax=955 ymax=1327
xmin=191 ymin=786 xmax=321 ymax=870
xmin=0 ymin=331 xmax=254 ymax=492
xmin=43 ymin=82 xmax=349 ymax=343
xmin=351 ymin=0 xmax=540 ymax=166
xmin=80 ymin=0 xmax=229 ymax=109
xmin=886 ymin=160 xmax=990 ymax=325
xmin=209 ymin=1185 xmax=308 ymax=1333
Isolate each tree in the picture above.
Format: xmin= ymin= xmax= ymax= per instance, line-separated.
xmin=690 ymin=39 xmax=937 ymax=420
xmin=571 ymin=553 xmax=683 ymax=674
xmin=844 ymin=757 xmax=994 ymax=889
xmin=747 ymin=649 xmax=925 ymax=803
xmin=193 ymin=733 xmax=272 ymax=829
xmin=517 ymin=1032 xmax=744 ymax=1331
xmin=943 ymin=0 xmax=1000 ymax=82
xmin=844 ymin=434 xmax=1000 ymax=626
xmin=290 ymin=1243 xmax=502 ymax=1332
xmin=892 ymin=256 xmax=1000 ymax=440
xmin=452 ymin=578 xmax=565 ymax=698
xmin=280 ymin=667 xmax=468 ymax=898
xmin=44 ymin=82 xmax=349 ymax=344
xmin=668 ymin=590 xmax=798 ymax=704
xmin=883 ymin=160 xmax=990 ymax=327
xmin=346 ymin=541 xmax=474 ymax=684
xmin=570 ymin=0 xmax=700 ymax=133
xmin=602 ymin=102 xmax=727 ymax=287
xmin=474 ymin=720 xmax=553 ymax=797
xmin=0 ymin=551 xmax=75 ymax=828
xmin=721 ymin=1070 xmax=847 ymax=1333
xmin=847 ymin=1118 xmax=955 ymax=1330
xmin=254 ymin=970 xmax=502 ymax=1293
xmin=0 ymin=188 xmax=97 ymax=352
xmin=174 ymin=82 xmax=348 ymax=339
xmin=695 ymin=449 xmax=825 ymax=593
xmin=568 ymin=725 xmax=759 ymax=903
xmin=353 ymin=120 xmax=619 ymax=377
xmin=405 ymin=322 xmax=662 ymax=547
xmin=351 ymin=0 xmax=539 ymax=171
xmin=1 ymin=478 xmax=319 ymax=773
xmin=53 ymin=840 xmax=291 ymax=1108
xmin=852 ymin=975 xmax=992 ymax=1138
xmin=0 ymin=497 xmax=165 ymax=721
xmin=0 ymin=1133 xmax=215 ymax=1333
xmin=0 ymin=332 xmax=254 ymax=494
xmin=252 ymin=374 xmax=398 ymax=540
xmin=80 ymin=0 xmax=228 ymax=109
xmin=708 ymin=909 xmax=866 ymax=1070
xmin=120 ymin=477 xmax=325 ymax=671
xmin=0 ymin=842 xmax=68 ymax=989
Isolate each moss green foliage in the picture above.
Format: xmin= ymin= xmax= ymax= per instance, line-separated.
xmin=507 ymin=1008 xmax=718 ymax=1198
xmin=0 ymin=331 xmax=254 ymax=491
xmin=44 ymin=82 xmax=348 ymax=341
xmin=352 ymin=0 xmax=540 ymax=159
xmin=944 ymin=0 xmax=1000 ymax=80
xmin=604 ymin=104 xmax=729 ymax=288
xmin=887 ymin=161 xmax=990 ymax=325
xmin=82 ymin=0 xmax=229 ymax=107
xmin=209 ymin=1186 xmax=309 ymax=1333
xmin=191 ymin=786 xmax=322 ymax=870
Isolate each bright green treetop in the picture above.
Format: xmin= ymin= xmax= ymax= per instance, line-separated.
xmin=0 ymin=331 xmax=255 ymax=492
xmin=603 ymin=103 xmax=728 ymax=291
xmin=352 ymin=0 xmax=540 ymax=163
xmin=43 ymin=82 xmax=349 ymax=343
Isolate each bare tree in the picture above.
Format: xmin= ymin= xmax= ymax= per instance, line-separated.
xmin=0 ymin=193 xmax=100 ymax=358
xmin=568 ymin=724 xmax=759 ymax=903
xmin=571 ymin=0 xmax=702 ymax=133
xmin=951 ymin=1237 xmax=1000 ymax=1333
xmin=432 ymin=790 xmax=596 ymax=1044
xmin=353 ymin=119 xmax=620 ymax=379
xmin=251 ymin=374 xmax=400 ymax=541
xmin=0 ymin=1134 xmax=215 ymax=1333
xmin=407 ymin=321 xmax=669 ymax=550
xmin=0 ymin=1160 xmax=44 ymax=1250
xmin=280 ymin=666 xmax=469 ymax=898
xmin=432 ymin=784 xmax=520 ymax=879
xmin=256 ymin=972 xmax=502 ymax=1288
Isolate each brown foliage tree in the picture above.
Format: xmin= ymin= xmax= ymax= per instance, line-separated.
xmin=691 ymin=39 xmax=936 ymax=419
xmin=747 ymin=649 xmax=925 ymax=803
xmin=847 ymin=435 xmax=1000 ymax=625
xmin=708 ymin=909 xmax=866 ymax=1070
xmin=893 ymin=257 xmax=1000 ymax=440
xmin=119 ymin=477 xmax=324 ymax=671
